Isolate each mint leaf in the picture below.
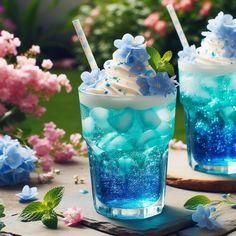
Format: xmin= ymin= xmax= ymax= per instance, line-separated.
xmin=162 ymin=51 xmax=172 ymax=62
xmin=0 ymin=221 xmax=5 ymax=231
xmin=163 ymin=63 xmax=175 ymax=76
xmin=0 ymin=205 xmax=5 ymax=218
xmin=43 ymin=186 xmax=64 ymax=210
xmin=42 ymin=211 xmax=58 ymax=229
xmin=147 ymin=47 xmax=161 ymax=71
xmin=184 ymin=195 xmax=211 ymax=210
xmin=20 ymin=202 xmax=47 ymax=222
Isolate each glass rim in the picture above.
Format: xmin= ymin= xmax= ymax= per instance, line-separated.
xmin=178 ymin=60 xmax=236 ymax=74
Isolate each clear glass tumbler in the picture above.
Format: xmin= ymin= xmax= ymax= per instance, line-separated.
xmin=79 ymin=91 xmax=176 ymax=219
xmin=179 ymin=61 xmax=236 ymax=174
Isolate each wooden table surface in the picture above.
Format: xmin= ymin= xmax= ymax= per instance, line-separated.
xmin=1 ymin=149 xmax=236 ymax=236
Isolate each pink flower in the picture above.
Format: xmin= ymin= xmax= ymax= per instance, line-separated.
xmin=28 ymin=135 xmax=40 ymax=146
xmin=0 ymin=6 xmax=5 ymax=14
xmin=42 ymin=59 xmax=53 ymax=70
xmin=162 ymin=0 xmax=177 ymax=8
xmin=144 ymin=12 xmax=160 ymax=28
xmin=71 ymin=35 xmax=78 ymax=42
xmin=147 ymin=38 xmax=155 ymax=47
xmin=153 ymin=20 xmax=167 ymax=37
xmin=33 ymin=138 xmax=51 ymax=156
xmin=70 ymin=133 xmax=82 ymax=146
xmin=80 ymin=140 xmax=88 ymax=153
xmin=144 ymin=31 xmax=152 ymax=39
xmin=53 ymin=143 xmax=76 ymax=162
xmin=2 ymin=19 xmax=16 ymax=31
xmin=43 ymin=122 xmax=65 ymax=143
xmin=39 ymin=155 xmax=54 ymax=172
xmin=29 ymin=45 xmax=40 ymax=55
xmin=176 ymin=0 xmax=193 ymax=12
xmin=199 ymin=1 xmax=212 ymax=16
xmin=63 ymin=207 xmax=83 ymax=226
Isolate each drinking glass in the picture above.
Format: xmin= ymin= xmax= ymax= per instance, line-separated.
xmin=79 ymin=91 xmax=176 ymax=219
xmin=179 ymin=61 xmax=236 ymax=174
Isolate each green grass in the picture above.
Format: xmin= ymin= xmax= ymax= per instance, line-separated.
xmin=22 ymin=69 xmax=186 ymax=141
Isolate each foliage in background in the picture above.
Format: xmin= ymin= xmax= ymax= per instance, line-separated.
xmin=73 ymin=0 xmax=236 ymax=71
xmin=0 ymin=0 xmax=78 ymax=59
xmin=73 ymin=0 xmax=150 ymax=71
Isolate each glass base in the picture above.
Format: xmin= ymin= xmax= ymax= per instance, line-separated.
xmin=193 ymin=163 xmax=236 ymax=175
xmin=94 ymin=197 xmax=164 ymax=220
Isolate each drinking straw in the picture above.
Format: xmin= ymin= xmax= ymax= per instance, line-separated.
xmin=72 ymin=19 xmax=98 ymax=70
xmin=166 ymin=4 xmax=189 ymax=48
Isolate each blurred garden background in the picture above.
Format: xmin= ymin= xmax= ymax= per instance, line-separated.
xmin=1 ymin=0 xmax=236 ymax=142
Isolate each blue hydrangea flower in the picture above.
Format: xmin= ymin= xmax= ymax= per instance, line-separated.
xmin=147 ymin=72 xmax=176 ymax=96
xmin=192 ymin=205 xmax=222 ymax=230
xmin=0 ymin=135 xmax=37 ymax=187
xmin=16 ymin=185 xmax=38 ymax=203
xmin=205 ymin=12 xmax=236 ymax=58
xmin=178 ymin=45 xmax=197 ymax=62
xmin=129 ymin=60 xmax=147 ymax=75
xmin=80 ymin=68 xmax=106 ymax=90
xmin=113 ymin=33 xmax=145 ymax=59
xmin=136 ymin=77 xmax=149 ymax=96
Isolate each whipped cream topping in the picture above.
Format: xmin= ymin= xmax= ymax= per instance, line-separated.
xmin=87 ymin=57 xmax=154 ymax=95
xmin=179 ymin=12 xmax=236 ymax=66
xmin=80 ymin=34 xmax=177 ymax=96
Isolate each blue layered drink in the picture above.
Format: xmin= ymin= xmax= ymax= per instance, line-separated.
xmin=79 ymin=34 xmax=177 ymax=219
xmin=178 ymin=12 xmax=236 ymax=174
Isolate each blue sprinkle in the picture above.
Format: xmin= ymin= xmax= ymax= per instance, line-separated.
xmin=222 ymin=193 xmax=228 ymax=199
xmin=104 ymin=91 xmax=108 ymax=94
xmin=80 ymin=189 xmax=89 ymax=194
xmin=106 ymin=83 xmax=110 ymax=87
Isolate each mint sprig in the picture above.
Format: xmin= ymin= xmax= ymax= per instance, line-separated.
xmin=147 ymin=47 xmax=175 ymax=76
xmin=184 ymin=195 xmax=211 ymax=210
xmin=20 ymin=186 xmax=64 ymax=229
xmin=0 ymin=204 xmax=5 ymax=231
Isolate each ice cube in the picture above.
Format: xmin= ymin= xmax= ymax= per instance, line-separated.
xmin=82 ymin=117 xmax=95 ymax=137
xmin=157 ymin=108 xmax=173 ymax=122
xmin=138 ymin=130 xmax=156 ymax=145
xmin=201 ymin=79 xmax=218 ymax=90
xmin=140 ymin=109 xmax=161 ymax=129
xmin=90 ymin=107 xmax=109 ymax=121
xmin=98 ymin=132 xmax=118 ymax=148
xmin=118 ymin=156 xmax=135 ymax=174
xmin=89 ymin=143 xmax=104 ymax=156
xmin=106 ymin=135 xmax=133 ymax=151
xmin=156 ymin=121 xmax=173 ymax=140
xmin=180 ymin=76 xmax=199 ymax=96
xmin=108 ymin=109 xmax=134 ymax=132
xmin=222 ymin=107 xmax=236 ymax=121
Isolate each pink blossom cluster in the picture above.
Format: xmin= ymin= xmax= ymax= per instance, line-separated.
xmin=161 ymin=0 xmax=212 ymax=16
xmin=144 ymin=12 xmax=168 ymax=38
xmin=0 ymin=30 xmax=71 ymax=119
xmin=28 ymin=122 xmax=87 ymax=171
xmin=63 ymin=207 xmax=83 ymax=226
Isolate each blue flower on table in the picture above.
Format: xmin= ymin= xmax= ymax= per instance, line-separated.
xmin=0 ymin=135 xmax=37 ymax=187
xmin=205 ymin=12 xmax=236 ymax=58
xmin=16 ymin=185 xmax=38 ymax=203
xmin=178 ymin=45 xmax=197 ymax=62
xmin=113 ymin=33 xmax=146 ymax=60
xmin=147 ymin=72 xmax=176 ymax=96
xmin=80 ymin=68 xmax=106 ymax=90
xmin=192 ymin=205 xmax=222 ymax=230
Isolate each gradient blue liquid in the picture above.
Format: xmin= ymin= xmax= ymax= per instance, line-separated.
xmin=179 ymin=67 xmax=236 ymax=173
xmin=80 ymin=99 xmax=175 ymax=218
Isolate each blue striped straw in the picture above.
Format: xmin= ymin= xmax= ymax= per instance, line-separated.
xmin=72 ymin=19 xmax=98 ymax=70
xmin=167 ymin=4 xmax=189 ymax=48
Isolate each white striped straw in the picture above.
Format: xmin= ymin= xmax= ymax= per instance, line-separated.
xmin=72 ymin=19 xmax=98 ymax=70
xmin=167 ymin=4 xmax=189 ymax=48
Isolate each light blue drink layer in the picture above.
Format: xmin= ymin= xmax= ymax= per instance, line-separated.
xmin=179 ymin=63 xmax=236 ymax=174
xmin=79 ymin=93 xmax=176 ymax=219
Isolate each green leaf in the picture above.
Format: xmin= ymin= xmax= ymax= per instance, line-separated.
xmin=147 ymin=47 xmax=161 ymax=61
xmin=184 ymin=195 xmax=211 ymax=210
xmin=0 ymin=221 xmax=5 ymax=231
xmin=20 ymin=202 xmax=47 ymax=222
xmin=163 ymin=63 xmax=175 ymax=76
xmin=42 ymin=211 xmax=58 ymax=229
xmin=162 ymin=51 xmax=173 ymax=62
xmin=43 ymin=186 xmax=64 ymax=210
xmin=0 ymin=205 xmax=5 ymax=218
